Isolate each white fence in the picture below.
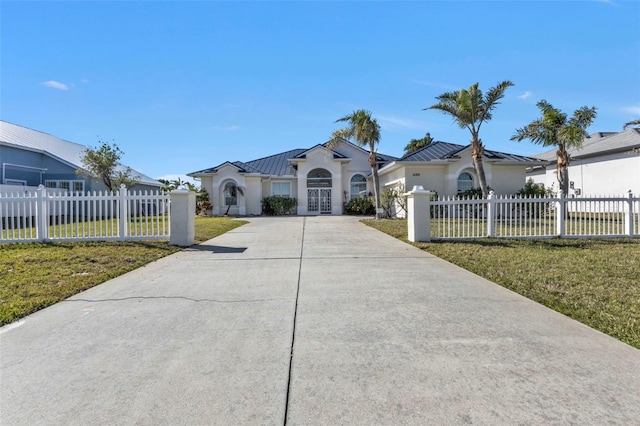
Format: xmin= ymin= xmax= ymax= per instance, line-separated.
xmin=1 ymin=184 xmax=171 ymax=243
xmin=406 ymin=188 xmax=639 ymax=242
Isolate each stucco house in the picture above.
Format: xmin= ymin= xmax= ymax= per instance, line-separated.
xmin=0 ymin=120 xmax=162 ymax=193
xmin=527 ymin=129 xmax=640 ymax=196
xmin=188 ymin=139 xmax=543 ymax=216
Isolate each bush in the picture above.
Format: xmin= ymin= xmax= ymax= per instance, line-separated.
xmin=344 ymin=197 xmax=375 ymax=215
xmin=261 ymin=196 xmax=297 ymax=215
xmin=517 ymin=178 xmax=552 ymax=197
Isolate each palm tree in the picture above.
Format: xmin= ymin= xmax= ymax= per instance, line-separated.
xmin=425 ymin=81 xmax=514 ymax=197
xmin=623 ymin=119 xmax=640 ymax=130
xmin=511 ymin=100 xmax=597 ymax=196
xmin=404 ymin=132 xmax=434 ymax=155
xmin=328 ymin=109 xmax=383 ymax=218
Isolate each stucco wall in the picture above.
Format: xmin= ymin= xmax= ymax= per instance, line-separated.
xmin=295 ymin=148 xmax=345 ymax=215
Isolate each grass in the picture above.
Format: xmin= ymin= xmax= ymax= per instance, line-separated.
xmin=0 ymin=216 xmax=247 ymax=326
xmin=364 ymin=218 xmax=640 ymax=349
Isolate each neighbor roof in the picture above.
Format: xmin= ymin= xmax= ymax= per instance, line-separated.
xmin=533 ymin=129 xmax=640 ymax=162
xmin=0 ymin=120 xmax=161 ymax=187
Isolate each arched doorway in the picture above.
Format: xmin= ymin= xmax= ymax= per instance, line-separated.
xmin=307 ymin=168 xmax=332 ymax=214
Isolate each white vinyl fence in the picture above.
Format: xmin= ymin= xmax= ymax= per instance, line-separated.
xmin=406 ymin=187 xmax=639 ymax=242
xmin=1 ymin=184 xmax=171 ymax=243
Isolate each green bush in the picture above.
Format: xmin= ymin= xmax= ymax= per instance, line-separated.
xmin=344 ymin=197 xmax=375 ymax=215
xmin=261 ymin=196 xmax=297 ymax=215
xmin=516 ymin=178 xmax=552 ymax=197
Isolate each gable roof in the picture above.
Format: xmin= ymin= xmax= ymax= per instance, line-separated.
xmin=0 ymin=120 xmax=161 ymax=187
xmin=533 ymin=129 xmax=640 ymax=162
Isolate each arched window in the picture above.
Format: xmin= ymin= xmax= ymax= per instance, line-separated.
xmin=350 ymin=174 xmax=367 ymax=199
xmin=457 ymin=172 xmax=474 ymax=193
xmin=224 ymin=181 xmax=238 ymax=206
xmin=307 ymin=169 xmax=332 ymax=187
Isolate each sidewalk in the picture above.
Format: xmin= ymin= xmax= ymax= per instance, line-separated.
xmin=1 ymin=216 xmax=639 ymax=425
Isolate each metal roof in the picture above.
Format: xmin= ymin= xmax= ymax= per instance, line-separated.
xmin=398 ymin=141 xmax=543 ymax=163
xmin=0 ymin=120 xmax=161 ymax=186
xmin=190 ymin=149 xmax=307 ymax=176
xmin=533 ymin=129 xmax=640 ymax=161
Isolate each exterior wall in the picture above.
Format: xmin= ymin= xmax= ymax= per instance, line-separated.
xmin=244 ymin=176 xmax=262 ymax=215
xmin=206 ymin=165 xmax=247 ymax=216
xmin=296 ymin=148 xmax=346 ymax=215
xmin=1 ymin=145 xmax=84 ymax=188
xmin=529 ymin=151 xmax=640 ymax=196
xmin=406 ymin=166 xmax=446 ymax=195
xmin=486 ymin=164 xmax=528 ymax=195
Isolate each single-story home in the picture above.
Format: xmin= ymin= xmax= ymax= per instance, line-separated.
xmin=527 ymin=129 xmax=640 ymax=196
xmin=188 ymin=138 xmax=544 ymax=216
xmin=0 ymin=120 xmax=162 ymax=193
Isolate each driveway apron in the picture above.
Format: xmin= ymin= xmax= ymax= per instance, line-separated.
xmin=1 ymin=216 xmax=639 ymax=425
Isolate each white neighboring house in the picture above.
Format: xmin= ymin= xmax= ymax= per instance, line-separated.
xmin=0 ymin=120 xmax=162 ymax=193
xmin=527 ymin=129 xmax=640 ymax=196
xmin=188 ymin=139 xmax=543 ymax=216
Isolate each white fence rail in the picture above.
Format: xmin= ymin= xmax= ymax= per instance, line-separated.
xmin=406 ymin=188 xmax=639 ymax=242
xmin=1 ymin=184 xmax=171 ymax=243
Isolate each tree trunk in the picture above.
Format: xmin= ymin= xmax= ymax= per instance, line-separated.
xmin=471 ymin=136 xmax=488 ymax=198
xmin=556 ymin=148 xmax=570 ymax=196
xmin=369 ymin=152 xmax=381 ymax=219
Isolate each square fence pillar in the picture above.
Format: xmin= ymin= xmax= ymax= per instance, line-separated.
xmin=405 ymin=185 xmax=434 ymax=242
xmin=170 ymin=189 xmax=196 ymax=246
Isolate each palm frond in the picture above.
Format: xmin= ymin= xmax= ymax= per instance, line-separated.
xmin=623 ymin=119 xmax=640 ymax=130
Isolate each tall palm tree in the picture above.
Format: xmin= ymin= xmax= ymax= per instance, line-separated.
xmin=425 ymin=81 xmax=514 ymax=197
xmin=328 ymin=109 xmax=382 ymax=218
xmin=623 ymin=119 xmax=640 ymax=130
xmin=511 ymin=100 xmax=597 ymax=195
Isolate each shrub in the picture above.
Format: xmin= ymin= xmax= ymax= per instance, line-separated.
xmin=517 ymin=178 xmax=552 ymax=197
xmin=261 ymin=196 xmax=297 ymax=215
xmin=344 ymin=197 xmax=375 ymax=215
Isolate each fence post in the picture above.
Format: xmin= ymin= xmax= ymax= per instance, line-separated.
xmin=625 ymin=190 xmax=634 ymax=237
xmin=119 ymin=184 xmax=128 ymax=241
xmin=556 ymin=190 xmax=565 ymax=237
xmin=487 ymin=190 xmax=495 ymax=238
xmin=37 ymin=185 xmax=47 ymax=242
xmin=170 ymin=189 xmax=196 ymax=246
xmin=404 ymin=185 xmax=433 ymax=242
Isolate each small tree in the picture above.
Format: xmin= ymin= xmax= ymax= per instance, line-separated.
xmin=77 ymin=140 xmax=139 ymax=191
xmin=403 ymin=132 xmax=434 ymax=155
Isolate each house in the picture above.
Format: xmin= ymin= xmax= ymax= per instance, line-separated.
xmin=527 ymin=129 xmax=640 ymax=196
xmin=0 ymin=120 xmax=162 ymax=193
xmin=188 ymin=138 xmax=543 ymax=216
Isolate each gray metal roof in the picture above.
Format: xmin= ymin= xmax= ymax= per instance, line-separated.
xmin=0 ymin=120 xmax=161 ymax=186
xmin=533 ymin=129 xmax=640 ymax=161
xmin=400 ymin=141 xmax=464 ymax=161
xmin=190 ymin=149 xmax=307 ymax=176
xmin=399 ymin=141 xmax=543 ymax=163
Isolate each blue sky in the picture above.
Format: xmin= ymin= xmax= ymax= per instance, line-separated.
xmin=2 ymin=1 xmax=639 ymax=183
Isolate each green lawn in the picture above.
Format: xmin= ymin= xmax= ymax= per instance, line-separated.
xmin=364 ymin=219 xmax=640 ymax=349
xmin=0 ymin=217 xmax=247 ymax=326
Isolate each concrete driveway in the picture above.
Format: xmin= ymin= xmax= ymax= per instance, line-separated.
xmin=1 ymin=216 xmax=639 ymax=425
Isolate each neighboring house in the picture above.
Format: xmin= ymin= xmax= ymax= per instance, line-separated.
xmin=527 ymin=129 xmax=640 ymax=196
xmin=188 ymin=138 xmax=543 ymax=216
xmin=0 ymin=120 xmax=162 ymax=193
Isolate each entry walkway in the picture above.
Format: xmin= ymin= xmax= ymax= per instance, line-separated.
xmin=1 ymin=216 xmax=639 ymax=425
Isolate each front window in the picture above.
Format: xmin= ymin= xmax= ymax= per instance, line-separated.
xmin=44 ymin=180 xmax=85 ymax=193
xmin=350 ymin=174 xmax=367 ymax=199
xmin=272 ymin=182 xmax=291 ymax=197
xmin=224 ymin=182 xmax=238 ymax=206
xmin=457 ymin=172 xmax=474 ymax=193
xmin=307 ymin=168 xmax=332 ymax=187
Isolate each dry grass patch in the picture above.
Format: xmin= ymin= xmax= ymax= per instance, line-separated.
xmin=364 ymin=219 xmax=640 ymax=349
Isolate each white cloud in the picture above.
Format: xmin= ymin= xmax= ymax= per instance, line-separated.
xmin=621 ymin=105 xmax=640 ymax=116
xmin=41 ymin=80 xmax=69 ymax=90
xmin=212 ymin=125 xmax=241 ymax=131
xmin=378 ymin=115 xmax=425 ymax=130
xmin=518 ymin=91 xmax=533 ymax=100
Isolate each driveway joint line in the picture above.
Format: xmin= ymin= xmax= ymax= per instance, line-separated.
xmin=64 ymin=296 xmax=286 ymax=304
xmin=283 ymin=216 xmax=305 ymax=425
